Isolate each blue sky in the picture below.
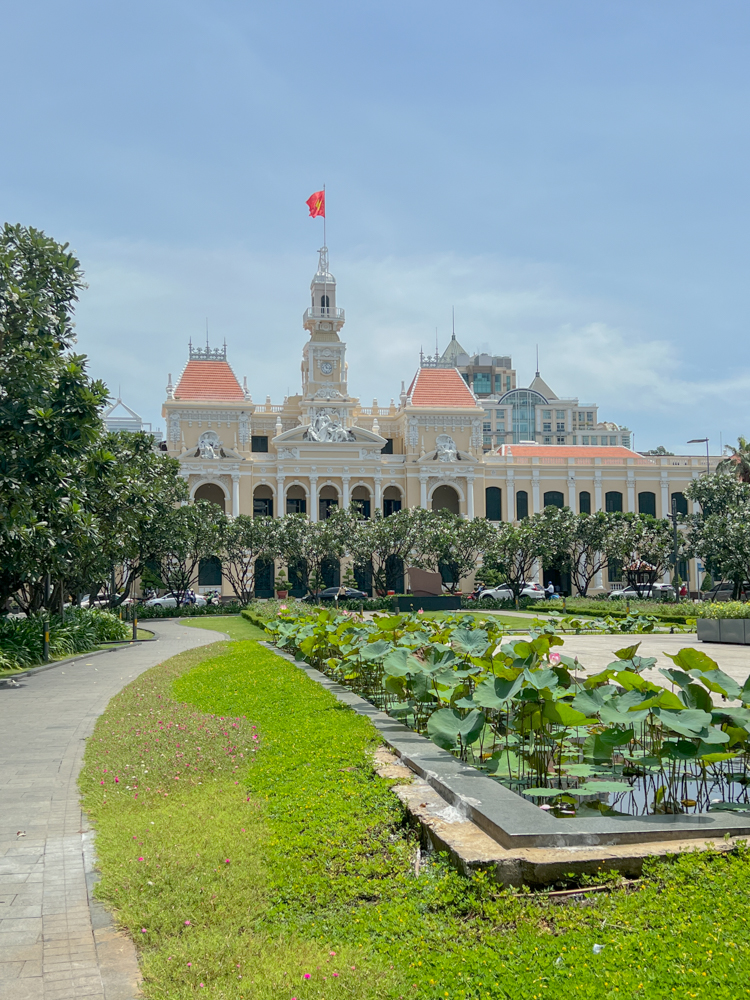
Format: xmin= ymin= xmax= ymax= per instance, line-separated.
xmin=4 ymin=0 xmax=750 ymax=452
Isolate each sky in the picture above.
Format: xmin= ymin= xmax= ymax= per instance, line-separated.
xmin=3 ymin=0 xmax=750 ymax=453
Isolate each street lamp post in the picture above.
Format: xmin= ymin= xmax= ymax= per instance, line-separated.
xmin=687 ymin=438 xmax=710 ymax=476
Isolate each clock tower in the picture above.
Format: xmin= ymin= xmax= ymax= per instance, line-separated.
xmin=301 ymin=247 xmax=348 ymax=402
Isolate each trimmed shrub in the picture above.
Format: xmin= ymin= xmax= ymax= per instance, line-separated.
xmin=696 ymin=601 xmax=750 ymax=619
xmin=133 ymin=602 xmax=244 ymax=619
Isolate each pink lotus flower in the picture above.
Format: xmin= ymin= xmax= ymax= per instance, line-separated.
xmin=549 ymin=652 xmax=561 ymax=665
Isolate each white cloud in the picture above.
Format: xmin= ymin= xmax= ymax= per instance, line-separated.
xmin=72 ymin=236 xmax=749 ymax=451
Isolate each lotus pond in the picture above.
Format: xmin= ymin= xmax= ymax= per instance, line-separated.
xmin=263 ymin=609 xmax=750 ymax=819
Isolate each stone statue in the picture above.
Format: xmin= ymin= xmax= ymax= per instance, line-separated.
xmin=304 ymin=410 xmax=355 ymax=443
xmin=435 ymin=434 xmax=458 ymax=462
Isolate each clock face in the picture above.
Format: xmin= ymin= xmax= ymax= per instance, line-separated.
xmin=320 ymin=361 xmax=333 ymax=375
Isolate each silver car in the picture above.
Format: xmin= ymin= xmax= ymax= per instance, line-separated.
xmin=480 ymin=582 xmax=546 ymax=601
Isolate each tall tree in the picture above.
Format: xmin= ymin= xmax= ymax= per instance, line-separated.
xmin=570 ymin=511 xmax=619 ymax=597
xmin=686 ymin=474 xmax=750 ymax=594
xmin=152 ymin=501 xmax=226 ymax=606
xmin=221 ymin=515 xmax=280 ymax=604
xmin=417 ymin=511 xmax=497 ymax=593
xmin=346 ymin=507 xmax=431 ymax=596
xmin=0 ymin=224 xmax=108 ymax=609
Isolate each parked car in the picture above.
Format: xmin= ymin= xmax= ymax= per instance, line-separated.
xmin=479 ymin=582 xmax=546 ymax=602
xmin=302 ymin=587 xmax=369 ymax=603
xmin=702 ymin=580 xmax=750 ymax=602
xmin=608 ymin=584 xmax=675 ymax=600
xmin=145 ymin=592 xmax=207 ymax=608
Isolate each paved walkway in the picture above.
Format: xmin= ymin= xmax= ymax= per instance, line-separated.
xmin=0 ymin=621 xmax=227 ymax=1000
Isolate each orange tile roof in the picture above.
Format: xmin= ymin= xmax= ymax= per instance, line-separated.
xmin=174 ymin=360 xmax=245 ymax=401
xmin=407 ymin=368 xmax=478 ymax=407
xmin=499 ymin=445 xmax=645 ymax=459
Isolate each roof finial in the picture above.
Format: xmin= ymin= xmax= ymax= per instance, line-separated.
xmin=535 ymin=344 xmax=540 ymax=378
xmin=452 ymin=306 xmax=455 ymax=341
xmin=206 ymin=318 xmax=209 ymax=350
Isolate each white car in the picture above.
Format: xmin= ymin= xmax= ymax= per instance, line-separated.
xmin=608 ymin=584 xmax=675 ymax=601
xmin=145 ymin=592 xmax=207 ymax=608
xmin=480 ymin=582 xmax=546 ymax=602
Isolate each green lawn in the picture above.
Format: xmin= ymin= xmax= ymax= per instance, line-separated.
xmin=80 ymin=634 xmax=750 ymax=999
xmin=182 ymin=615 xmax=266 ymax=641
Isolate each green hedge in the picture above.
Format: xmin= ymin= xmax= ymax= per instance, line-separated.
xmin=0 ymin=607 xmax=130 ymax=670
xmin=133 ymin=602 xmax=244 ymax=619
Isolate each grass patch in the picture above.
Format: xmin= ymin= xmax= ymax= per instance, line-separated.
xmin=82 ymin=637 xmax=750 ymax=999
xmin=182 ymin=616 xmax=267 ymax=642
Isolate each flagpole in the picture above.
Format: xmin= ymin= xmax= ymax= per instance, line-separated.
xmin=323 ymin=183 xmax=326 ymax=249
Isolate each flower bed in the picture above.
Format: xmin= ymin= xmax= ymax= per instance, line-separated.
xmin=696 ymin=601 xmax=750 ymax=619
xmin=0 ymin=607 xmax=130 ymax=670
xmin=264 ymin=608 xmax=750 ymax=818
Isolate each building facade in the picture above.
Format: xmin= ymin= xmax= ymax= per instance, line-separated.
xmin=161 ymin=248 xmax=711 ymax=594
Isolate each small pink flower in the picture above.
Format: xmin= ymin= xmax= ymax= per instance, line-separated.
xmin=199 ymin=983 xmax=204 ymax=988
xmin=549 ymin=652 xmax=561 ymax=665
xmin=184 ymin=919 xmax=191 ymax=926
xmin=115 ymin=777 xmax=119 ymax=783
xmin=329 ymin=950 xmax=336 ymax=956
xmin=138 ymin=857 xmax=144 ymax=861
xmin=333 ymin=972 xmax=339 ymax=977
xmin=100 ymin=780 xmax=104 ymax=785
xmin=140 ymin=928 xmax=147 ymax=933
xmin=187 ymin=962 xmax=192 ymax=967
xmin=304 ymin=973 xmax=311 ymax=979
xmin=224 ymin=858 xmax=230 ymax=864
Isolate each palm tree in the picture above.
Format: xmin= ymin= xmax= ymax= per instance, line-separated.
xmin=716 ymin=436 xmax=750 ymax=482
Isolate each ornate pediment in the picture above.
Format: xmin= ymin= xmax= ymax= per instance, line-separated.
xmin=177 ymin=430 xmax=244 ymax=462
xmin=273 ymin=421 xmax=386 ymax=449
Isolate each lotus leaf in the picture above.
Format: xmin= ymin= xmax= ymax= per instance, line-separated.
xmin=473 ymin=675 xmax=525 ymax=710
xmin=521 ymin=786 xmax=568 ymax=798
xmin=584 ymin=727 xmax=634 ymax=762
xmin=653 ymin=707 xmax=712 ymax=737
xmin=692 ymin=668 xmax=741 ymax=701
xmin=450 ymin=628 xmax=489 ymax=657
xmin=569 ymin=780 xmax=632 ymax=796
xmin=614 ymin=642 xmax=641 ymax=660
xmin=426 ymin=707 xmax=486 ymax=750
xmin=663 ymin=647 xmax=719 ymax=674
xmin=709 ymin=801 xmax=750 ymax=812
xmin=358 ymin=639 xmax=393 ymax=662
xmin=542 ymin=700 xmax=592 ymax=727
xmin=382 ymin=648 xmax=423 ymax=677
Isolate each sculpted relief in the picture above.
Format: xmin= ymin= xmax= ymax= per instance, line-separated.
xmin=303 ymin=409 xmax=355 ymax=443
xmin=435 ymin=434 xmax=458 ymax=462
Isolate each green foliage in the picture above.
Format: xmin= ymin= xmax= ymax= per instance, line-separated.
xmin=265 ymin=607 xmax=748 ymax=814
xmin=135 ymin=602 xmax=244 ymax=619
xmin=81 ymin=637 xmax=750 ymax=998
xmin=0 ymin=606 xmax=128 ymax=669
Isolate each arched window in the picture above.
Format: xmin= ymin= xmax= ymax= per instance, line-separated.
xmin=351 ymin=486 xmax=371 ymax=519
xmin=605 ymin=491 xmax=623 ymax=513
xmin=638 ymin=491 xmax=656 ymax=516
xmin=485 ymin=487 xmax=502 ymax=521
xmin=194 ymin=482 xmax=225 ymax=512
xmin=319 ymin=484 xmax=338 ymax=520
xmin=253 ymin=484 xmax=273 ymax=518
xmin=579 ymin=491 xmax=591 ymax=514
xmin=385 ymin=555 xmax=404 ymax=593
xmin=254 ymin=557 xmax=274 ymax=598
xmin=543 ymin=491 xmax=564 ymax=509
xmin=320 ymin=294 xmax=330 ymax=312
xmin=383 ymin=486 xmax=402 ymax=516
xmin=671 ymin=492 xmax=688 ymax=516
xmin=321 ymin=556 xmax=341 ymax=589
xmin=431 ymin=485 xmax=460 ymax=514
xmin=198 ymin=556 xmax=222 ymax=586
xmin=516 ymin=490 xmax=529 ymax=520
xmin=286 ymin=485 xmax=307 ymax=515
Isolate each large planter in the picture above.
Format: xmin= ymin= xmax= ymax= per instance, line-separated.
xmin=394 ymin=595 xmax=462 ymax=613
xmin=697 ymin=618 xmax=750 ymax=644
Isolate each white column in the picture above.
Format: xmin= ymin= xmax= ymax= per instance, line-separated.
xmin=594 ymin=476 xmax=603 ymax=512
xmin=466 ymin=476 xmax=475 ymax=518
xmin=567 ymin=469 xmax=576 ymax=510
xmin=627 ymin=477 xmax=636 ymax=514
xmin=342 ymin=477 xmax=351 ymax=510
xmin=419 ymin=475 xmax=428 ymax=509
xmin=374 ymin=475 xmax=382 ymax=512
xmin=276 ymin=474 xmax=285 ymax=518
xmin=232 ymin=474 xmax=240 ymax=518
xmin=531 ymin=473 xmax=540 ymax=514
xmin=594 ymin=566 xmax=604 ymax=592
xmin=506 ymin=473 xmax=515 ymax=522
xmin=660 ymin=475 xmax=669 ymax=518
xmin=309 ymin=477 xmax=318 ymax=521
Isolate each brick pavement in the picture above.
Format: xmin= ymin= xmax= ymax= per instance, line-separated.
xmin=0 ymin=620 xmax=227 ymax=1000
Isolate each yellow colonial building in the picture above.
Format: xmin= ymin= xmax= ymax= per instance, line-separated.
xmin=161 ymin=248 xmax=712 ymax=595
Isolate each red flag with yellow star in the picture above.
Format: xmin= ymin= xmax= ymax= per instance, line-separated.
xmin=306 ymin=190 xmax=325 ymax=218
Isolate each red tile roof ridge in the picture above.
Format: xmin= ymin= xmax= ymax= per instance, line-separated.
xmin=173 ymin=359 xmax=245 ymax=401
xmin=407 ymin=367 xmax=479 ymax=408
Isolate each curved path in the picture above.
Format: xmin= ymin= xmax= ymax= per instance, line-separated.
xmin=0 ymin=620 xmax=227 ymax=1000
